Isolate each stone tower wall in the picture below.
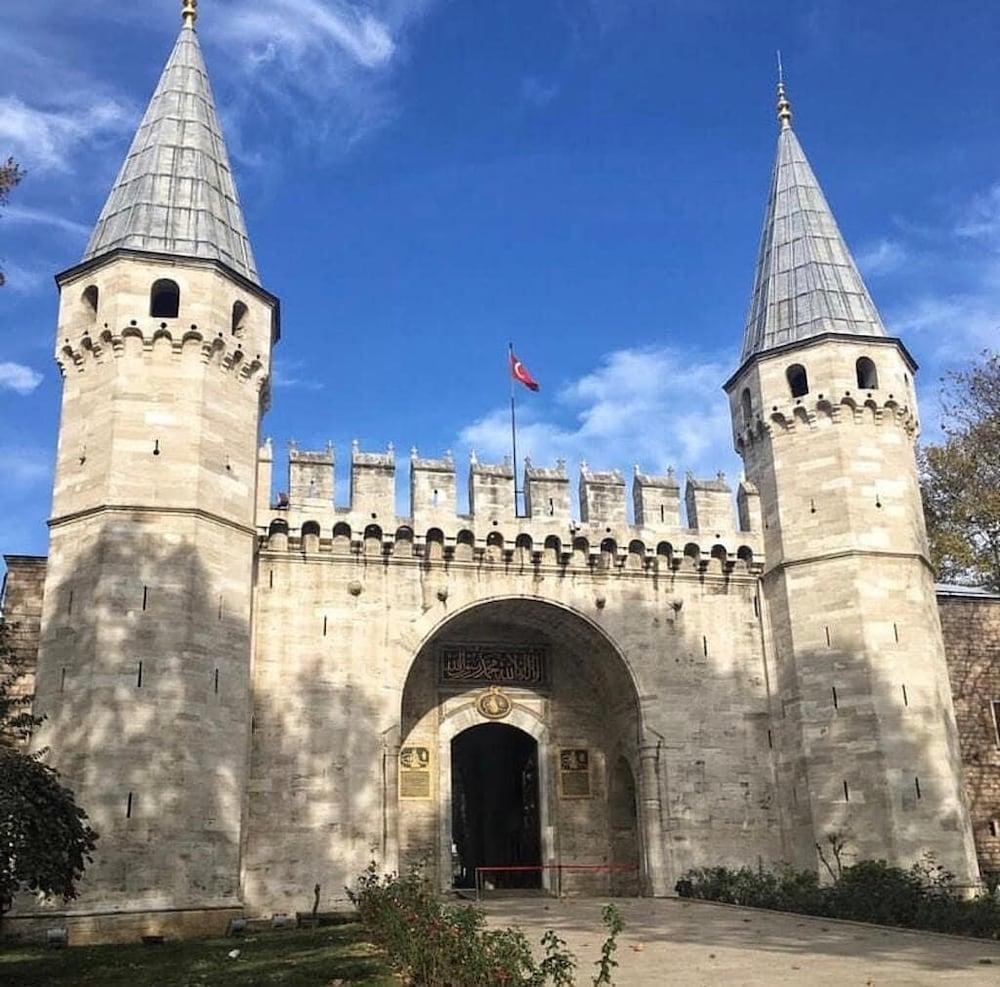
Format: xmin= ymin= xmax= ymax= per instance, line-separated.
xmin=24 ymin=252 xmax=276 ymax=919
xmin=727 ymin=334 xmax=980 ymax=884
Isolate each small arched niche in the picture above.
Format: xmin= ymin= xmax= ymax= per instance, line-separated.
xmin=740 ymin=387 xmax=753 ymax=427
xmin=150 ymin=279 xmax=180 ymax=319
xmin=856 ymin=356 xmax=878 ymax=390
xmin=786 ymin=364 xmax=809 ymax=399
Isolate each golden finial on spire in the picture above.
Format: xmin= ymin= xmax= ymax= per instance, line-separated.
xmin=776 ymin=50 xmax=792 ymax=130
xmin=182 ymin=0 xmax=198 ymax=28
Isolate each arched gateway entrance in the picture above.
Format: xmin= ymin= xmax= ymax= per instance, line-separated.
xmin=398 ymin=597 xmax=650 ymax=896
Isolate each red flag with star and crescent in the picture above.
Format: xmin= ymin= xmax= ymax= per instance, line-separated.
xmin=509 ymin=348 xmax=540 ymax=392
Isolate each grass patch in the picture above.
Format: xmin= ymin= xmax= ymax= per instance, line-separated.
xmin=0 ymin=922 xmax=397 ymax=986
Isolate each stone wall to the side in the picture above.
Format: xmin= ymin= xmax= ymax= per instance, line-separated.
xmin=1 ymin=555 xmax=47 ymax=746
xmin=939 ymin=590 xmax=1000 ymax=882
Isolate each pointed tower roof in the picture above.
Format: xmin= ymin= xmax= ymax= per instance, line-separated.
xmin=82 ymin=3 xmax=259 ymax=284
xmin=740 ymin=77 xmax=885 ymax=361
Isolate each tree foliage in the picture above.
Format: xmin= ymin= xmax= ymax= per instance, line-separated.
xmin=0 ymin=156 xmax=25 ymax=288
xmin=0 ymin=618 xmax=98 ymax=918
xmin=920 ymin=350 xmax=1000 ymax=591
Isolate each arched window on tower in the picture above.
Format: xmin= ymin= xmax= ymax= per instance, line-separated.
xmin=231 ymin=301 xmax=249 ymax=336
xmin=856 ymin=356 xmax=878 ymax=390
xmin=82 ymin=284 xmax=99 ymax=319
xmin=740 ymin=387 xmax=753 ymax=427
xmin=786 ymin=363 xmax=809 ymax=398
xmin=150 ymin=279 xmax=180 ymax=319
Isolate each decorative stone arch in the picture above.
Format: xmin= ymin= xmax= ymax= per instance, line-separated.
xmin=395 ymin=595 xmax=668 ymax=897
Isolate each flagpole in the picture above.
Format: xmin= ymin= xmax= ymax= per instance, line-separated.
xmin=509 ymin=342 xmax=520 ymax=516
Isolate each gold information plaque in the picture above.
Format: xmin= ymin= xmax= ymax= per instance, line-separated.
xmin=399 ymin=746 xmax=432 ymax=800
xmin=559 ymin=748 xmax=592 ymax=798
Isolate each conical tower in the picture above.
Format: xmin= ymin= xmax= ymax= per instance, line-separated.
xmin=28 ymin=1 xmax=279 ymax=935
xmin=724 ymin=78 xmax=979 ymax=882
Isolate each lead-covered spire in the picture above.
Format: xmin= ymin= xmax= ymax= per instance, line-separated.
xmin=82 ymin=6 xmax=259 ymax=283
xmin=740 ymin=76 xmax=885 ymax=361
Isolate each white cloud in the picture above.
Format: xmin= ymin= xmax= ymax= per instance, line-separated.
xmin=212 ymin=0 xmax=437 ymax=152
xmin=955 ymin=183 xmax=1000 ymax=242
xmin=0 ymin=260 xmax=48 ymax=295
xmin=272 ymin=358 xmax=324 ymax=390
xmin=0 ymin=95 xmax=133 ymax=173
xmin=857 ymin=238 xmax=907 ymax=278
xmin=0 ymin=362 xmax=44 ymax=395
xmin=3 ymin=205 xmax=90 ymax=238
xmin=459 ymin=345 xmax=741 ymax=487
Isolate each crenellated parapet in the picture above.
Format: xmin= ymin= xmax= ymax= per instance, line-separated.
xmin=259 ymin=442 xmax=765 ymax=572
xmin=54 ymin=323 xmax=269 ymax=393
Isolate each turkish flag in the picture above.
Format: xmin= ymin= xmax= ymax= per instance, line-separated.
xmin=509 ymin=350 xmax=540 ymax=392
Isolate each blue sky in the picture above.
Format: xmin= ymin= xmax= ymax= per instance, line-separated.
xmin=2 ymin=0 xmax=999 ymax=564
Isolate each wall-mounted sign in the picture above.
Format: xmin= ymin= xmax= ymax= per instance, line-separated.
xmin=559 ymin=748 xmax=592 ymax=798
xmin=476 ymin=686 xmax=512 ymax=720
xmin=399 ymin=746 xmax=432 ymax=799
xmin=439 ymin=644 xmax=547 ymax=687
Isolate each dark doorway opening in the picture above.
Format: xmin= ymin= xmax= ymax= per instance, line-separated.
xmin=451 ymin=724 xmax=541 ymax=889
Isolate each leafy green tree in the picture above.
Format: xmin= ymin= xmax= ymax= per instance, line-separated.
xmin=0 ymin=157 xmax=25 ymax=288
xmin=920 ymin=350 xmax=1000 ymax=591
xmin=0 ymin=618 xmax=98 ymax=923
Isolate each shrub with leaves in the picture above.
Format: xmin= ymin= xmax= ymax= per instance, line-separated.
xmin=676 ymin=853 xmax=1000 ymax=940
xmin=348 ymin=862 xmax=596 ymax=986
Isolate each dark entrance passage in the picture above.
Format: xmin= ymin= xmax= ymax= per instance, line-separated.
xmin=451 ymin=724 xmax=541 ymax=889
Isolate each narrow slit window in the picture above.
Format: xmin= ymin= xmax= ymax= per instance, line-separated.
xmin=60 ymin=667 xmax=66 ymax=692
xmin=992 ymin=700 xmax=1000 ymax=746
xmin=269 ymin=569 xmax=274 ymax=589
xmin=67 ymin=589 xmax=74 ymax=615
xmin=989 ymin=820 xmax=999 ymax=838
xmin=914 ymin=776 xmax=922 ymax=800
xmin=323 ymin=615 xmax=328 ymax=637
xmin=126 ymin=792 xmax=133 ymax=818
xmin=136 ymin=661 xmax=143 ymax=688
xmin=893 ymin=622 xmax=900 ymax=643
xmin=548 ymin=498 xmax=555 ymax=517
xmin=767 ymin=729 xmax=773 ymax=749
xmin=142 ymin=585 xmax=148 ymax=611
xmin=702 ymin=635 xmax=708 ymax=657
xmin=832 ymin=685 xmax=839 ymax=709
xmin=902 ymin=684 xmax=909 ymax=707
xmin=214 ymin=668 xmax=219 ymax=694
xmin=659 ymin=504 xmax=665 ymax=523
xmin=218 ymin=595 xmax=223 ymax=620
xmin=843 ymin=780 xmax=850 ymax=802
xmin=825 ymin=626 xmax=831 ymax=647
xmin=753 ymin=596 xmax=759 ymax=618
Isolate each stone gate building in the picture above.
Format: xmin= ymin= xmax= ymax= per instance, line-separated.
xmin=4 ymin=4 xmax=1000 ymax=943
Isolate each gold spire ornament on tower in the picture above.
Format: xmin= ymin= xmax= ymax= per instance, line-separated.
xmin=776 ymin=51 xmax=792 ymax=130
xmin=182 ymin=0 xmax=198 ymax=27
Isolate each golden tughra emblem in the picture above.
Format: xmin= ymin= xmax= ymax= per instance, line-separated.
xmin=476 ymin=685 xmax=512 ymax=720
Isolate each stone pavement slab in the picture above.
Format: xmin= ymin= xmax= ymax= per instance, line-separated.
xmin=482 ymin=897 xmax=1000 ymax=986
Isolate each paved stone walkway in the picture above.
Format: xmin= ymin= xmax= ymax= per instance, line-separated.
xmin=482 ymin=897 xmax=1000 ymax=985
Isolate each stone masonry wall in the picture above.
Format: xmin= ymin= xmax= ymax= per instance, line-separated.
xmin=1 ymin=556 xmax=46 ymax=747
xmin=940 ymin=591 xmax=1000 ymax=881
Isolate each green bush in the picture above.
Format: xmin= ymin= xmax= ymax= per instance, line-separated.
xmin=676 ymin=856 xmax=1000 ymax=940
xmin=348 ymin=862 xmax=580 ymax=986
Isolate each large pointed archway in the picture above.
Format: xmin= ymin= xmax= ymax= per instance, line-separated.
xmin=397 ymin=597 xmax=651 ymax=896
